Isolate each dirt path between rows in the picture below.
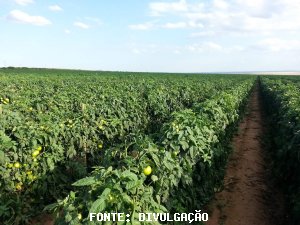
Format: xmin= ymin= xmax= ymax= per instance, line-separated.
xmin=205 ymin=83 xmax=286 ymax=225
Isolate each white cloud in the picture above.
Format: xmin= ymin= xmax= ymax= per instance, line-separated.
xmin=255 ymin=38 xmax=300 ymax=51
xmin=130 ymin=43 xmax=159 ymax=54
xmin=162 ymin=22 xmax=187 ymax=29
xmin=187 ymin=21 xmax=204 ymax=28
xmin=64 ymin=29 xmax=71 ymax=34
xmin=190 ymin=31 xmax=216 ymax=37
xmin=14 ymin=0 xmax=34 ymax=6
xmin=213 ymin=0 xmax=229 ymax=10
xmin=229 ymin=45 xmax=245 ymax=52
xmin=129 ymin=22 xmax=154 ymax=30
xmin=129 ymin=20 xmax=203 ymax=30
xmin=144 ymin=0 xmax=300 ymax=35
xmin=204 ymin=42 xmax=223 ymax=51
xmin=150 ymin=0 xmax=188 ymax=16
xmin=187 ymin=42 xmax=223 ymax=52
xmin=132 ymin=48 xmax=141 ymax=54
xmin=162 ymin=21 xmax=203 ymax=29
xmin=49 ymin=5 xmax=63 ymax=12
xmin=85 ymin=17 xmax=102 ymax=26
xmin=127 ymin=0 xmax=300 ymax=57
xmin=7 ymin=10 xmax=51 ymax=26
xmin=73 ymin=22 xmax=90 ymax=29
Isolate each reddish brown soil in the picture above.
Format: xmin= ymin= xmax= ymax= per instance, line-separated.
xmin=205 ymin=84 xmax=286 ymax=225
xmin=30 ymin=214 xmax=54 ymax=225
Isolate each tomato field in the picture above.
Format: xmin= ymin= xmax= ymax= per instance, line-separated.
xmin=0 ymin=68 xmax=299 ymax=225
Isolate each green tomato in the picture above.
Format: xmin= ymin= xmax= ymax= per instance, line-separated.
xmin=143 ymin=166 xmax=152 ymax=176
xmin=14 ymin=162 xmax=21 ymax=168
xmin=108 ymin=194 xmax=114 ymax=202
xmin=172 ymin=150 xmax=179 ymax=158
xmin=28 ymin=174 xmax=34 ymax=180
xmin=32 ymin=150 xmax=40 ymax=157
xmin=16 ymin=183 xmax=22 ymax=191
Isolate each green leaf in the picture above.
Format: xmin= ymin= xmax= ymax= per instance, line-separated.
xmin=43 ymin=202 xmax=59 ymax=212
xmin=151 ymin=175 xmax=158 ymax=182
xmin=163 ymin=160 xmax=172 ymax=171
xmin=72 ymin=176 xmax=96 ymax=186
xmin=65 ymin=213 xmax=72 ymax=222
xmin=159 ymin=204 xmax=168 ymax=212
xmin=121 ymin=170 xmax=138 ymax=181
xmin=47 ymin=158 xmax=54 ymax=170
xmin=122 ymin=194 xmax=132 ymax=204
xmin=0 ymin=151 xmax=6 ymax=165
xmin=179 ymin=141 xmax=189 ymax=150
xmin=155 ymin=195 xmax=160 ymax=204
xmin=107 ymin=166 xmax=113 ymax=172
xmin=150 ymin=153 xmax=160 ymax=166
xmin=90 ymin=188 xmax=110 ymax=212
xmin=126 ymin=180 xmax=140 ymax=190
xmin=189 ymin=147 xmax=195 ymax=159
xmin=90 ymin=198 xmax=106 ymax=213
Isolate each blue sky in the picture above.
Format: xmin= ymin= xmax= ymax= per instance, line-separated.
xmin=1 ymin=0 xmax=300 ymax=72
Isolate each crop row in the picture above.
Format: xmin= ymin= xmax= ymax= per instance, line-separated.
xmin=260 ymin=77 xmax=300 ymax=225
xmin=48 ymin=78 xmax=255 ymax=225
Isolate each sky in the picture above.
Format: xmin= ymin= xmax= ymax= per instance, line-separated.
xmin=0 ymin=0 xmax=300 ymax=72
